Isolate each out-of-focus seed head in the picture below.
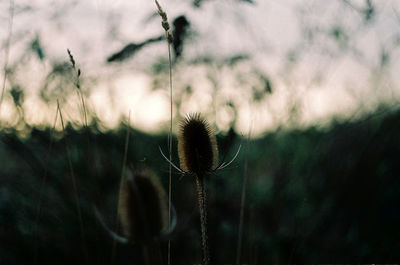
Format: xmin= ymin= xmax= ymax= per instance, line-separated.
xmin=118 ymin=168 xmax=168 ymax=244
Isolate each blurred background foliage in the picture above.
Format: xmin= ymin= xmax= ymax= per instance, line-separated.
xmin=1 ymin=0 xmax=399 ymax=132
xmin=1 ymin=0 xmax=400 ymax=263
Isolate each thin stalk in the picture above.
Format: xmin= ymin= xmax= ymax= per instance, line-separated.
xmin=167 ymin=34 xmax=173 ymax=265
xmin=142 ymin=241 xmax=163 ymax=265
xmin=236 ymin=129 xmax=251 ymax=265
xmin=67 ymin=49 xmax=88 ymax=127
xmin=76 ymin=89 xmax=88 ymax=127
xmin=110 ymin=111 xmax=131 ymax=265
xmin=154 ymin=2 xmax=173 ymax=263
xmin=142 ymin=245 xmax=150 ymax=265
xmin=0 ymin=0 xmax=14 ymax=127
xmin=57 ymin=100 xmax=88 ymax=263
xmin=33 ymin=107 xmax=58 ymax=265
xmin=66 ymin=50 xmax=93 ymax=263
xmin=195 ymin=175 xmax=210 ymax=265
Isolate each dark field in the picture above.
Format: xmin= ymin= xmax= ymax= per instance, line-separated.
xmin=1 ymin=106 xmax=399 ymax=264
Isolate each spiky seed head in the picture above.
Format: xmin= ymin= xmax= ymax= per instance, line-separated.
xmin=178 ymin=113 xmax=218 ymax=176
xmin=118 ymin=168 xmax=168 ymax=244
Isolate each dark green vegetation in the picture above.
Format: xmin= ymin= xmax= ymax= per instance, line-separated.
xmin=1 ymin=107 xmax=400 ymax=264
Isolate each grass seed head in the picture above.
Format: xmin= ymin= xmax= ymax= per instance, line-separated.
xmin=155 ymin=0 xmax=173 ymax=43
xmin=178 ymin=113 xmax=218 ymax=177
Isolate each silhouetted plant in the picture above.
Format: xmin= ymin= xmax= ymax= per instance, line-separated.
xmin=159 ymin=112 xmax=240 ymax=264
xmin=178 ymin=113 xmax=217 ymax=265
xmin=95 ymin=167 xmax=175 ymax=265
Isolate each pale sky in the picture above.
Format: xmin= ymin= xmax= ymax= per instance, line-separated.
xmin=1 ymin=0 xmax=400 ymax=136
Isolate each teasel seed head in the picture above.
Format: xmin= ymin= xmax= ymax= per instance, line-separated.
xmin=178 ymin=113 xmax=219 ymax=176
xmin=118 ymin=168 xmax=168 ymax=244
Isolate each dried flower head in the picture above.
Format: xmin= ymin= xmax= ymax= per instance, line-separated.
xmin=178 ymin=114 xmax=218 ymax=176
xmin=118 ymin=168 xmax=168 ymax=244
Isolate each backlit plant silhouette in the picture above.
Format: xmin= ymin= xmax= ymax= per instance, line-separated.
xmin=161 ymin=113 xmax=241 ymax=265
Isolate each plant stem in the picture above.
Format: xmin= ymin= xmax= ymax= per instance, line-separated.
xmin=110 ymin=112 xmax=131 ymax=265
xmin=167 ymin=28 xmax=173 ymax=265
xmin=34 ymin=107 xmax=58 ymax=265
xmin=57 ymin=100 xmax=88 ymax=263
xmin=0 ymin=0 xmax=14 ymax=128
xmin=142 ymin=241 xmax=163 ymax=265
xmin=195 ymin=175 xmax=210 ymax=265
xmin=236 ymin=125 xmax=252 ymax=265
